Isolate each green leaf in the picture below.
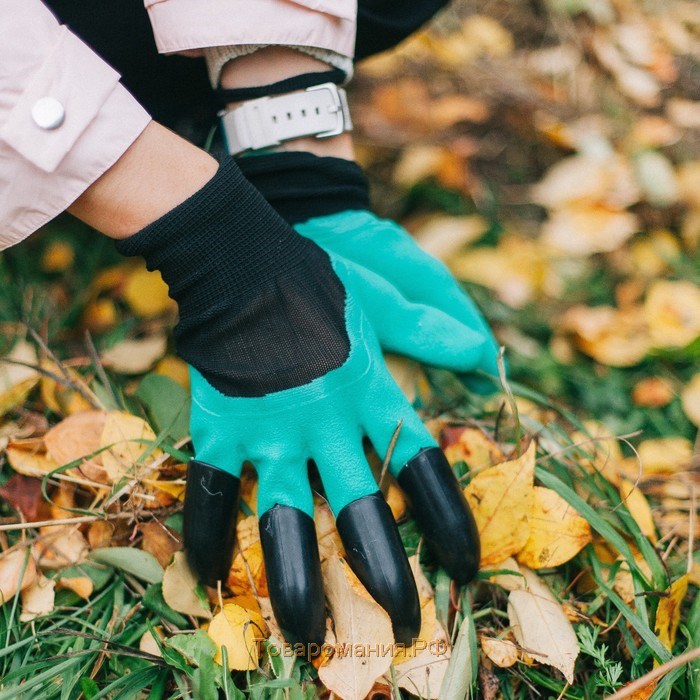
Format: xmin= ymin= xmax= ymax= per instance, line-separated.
xmin=166 ymin=630 xmax=217 ymax=669
xmin=90 ymin=547 xmax=164 ymax=584
xmin=439 ymin=611 xmax=476 ymax=700
xmin=136 ymin=373 xmax=190 ymax=442
xmin=80 ymin=678 xmax=100 ymax=699
xmin=143 ymin=584 xmax=190 ymax=629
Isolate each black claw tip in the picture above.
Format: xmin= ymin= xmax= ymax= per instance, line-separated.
xmin=398 ymin=447 xmax=480 ymax=584
xmin=183 ymin=460 xmax=240 ymax=587
xmin=259 ymin=505 xmax=326 ymax=648
xmin=336 ymin=493 xmax=421 ymax=646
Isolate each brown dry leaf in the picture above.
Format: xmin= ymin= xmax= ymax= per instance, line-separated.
xmin=644 ymin=280 xmax=700 ymax=349
xmin=516 ymin=487 xmax=592 ymax=569
xmin=613 ymin=555 xmax=653 ymax=605
xmin=162 ymin=551 xmax=211 ymax=619
xmin=44 ymin=410 xmax=107 ymax=483
xmin=122 ymin=267 xmax=173 ymax=318
xmin=100 ymin=411 xmax=162 ymax=481
xmin=464 ymin=442 xmax=536 ymax=566
xmin=442 ymin=426 xmax=505 ymax=474
xmin=141 ymin=521 xmax=181 ymax=568
xmin=481 ymin=637 xmax=518 ymax=668
xmin=87 ymin=521 xmax=114 ymax=550
xmin=318 ymin=555 xmax=394 ymax=700
xmin=412 ymin=215 xmax=488 ymax=262
xmin=20 ymin=575 xmax=55 ymax=621
xmin=0 ymin=340 xmax=40 ymax=418
xmin=558 ymin=305 xmax=650 ymax=367
xmin=508 ymin=567 xmax=579 ymax=684
xmin=542 ymin=205 xmax=639 ymax=256
xmin=6 ymin=442 xmax=59 ymax=479
xmin=101 ymin=334 xmax=168 ymax=375
xmin=677 ymin=161 xmax=700 ymax=208
xmin=56 ymin=575 xmax=94 ymax=599
xmin=654 ymin=575 xmax=688 ymax=652
xmin=36 ymin=526 xmax=89 ymax=569
xmin=681 ymin=373 xmax=700 ymax=426
xmin=619 ymin=479 xmax=657 ymax=543
xmin=638 ymin=437 xmax=693 ymax=474
xmin=208 ymin=602 xmax=266 ymax=671
xmin=0 ymin=549 xmax=38 ymax=603
xmin=632 ymin=377 xmax=674 ymax=408
xmin=228 ymin=515 xmax=268 ymax=596
xmin=0 ymin=474 xmax=52 ymax=522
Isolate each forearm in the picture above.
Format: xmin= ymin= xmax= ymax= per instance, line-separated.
xmin=68 ymin=122 xmax=218 ymax=239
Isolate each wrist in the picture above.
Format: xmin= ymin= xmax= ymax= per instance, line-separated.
xmin=219 ymin=47 xmax=355 ymax=161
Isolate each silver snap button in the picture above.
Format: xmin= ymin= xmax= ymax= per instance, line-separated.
xmin=31 ymin=97 xmax=65 ymax=130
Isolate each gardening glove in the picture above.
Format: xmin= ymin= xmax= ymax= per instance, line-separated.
xmin=115 ymin=158 xmax=481 ymax=648
xmin=236 ymin=152 xmax=501 ymax=392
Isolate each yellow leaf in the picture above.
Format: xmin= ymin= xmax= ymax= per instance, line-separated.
xmin=100 ymin=411 xmax=162 ymax=481
xmin=613 ymin=555 xmax=653 ymax=605
xmin=619 ymin=479 xmax=657 ymax=543
xmin=41 ymin=240 xmax=74 ymax=273
xmin=0 ymin=340 xmax=40 ymax=417
xmin=154 ymin=356 xmax=190 ymax=390
xmin=516 ymin=487 xmax=592 ymax=569
xmin=483 ymin=557 xmax=526 ymax=592
xmin=82 ymin=298 xmax=119 ymax=334
xmin=36 ymin=526 xmax=89 ymax=569
xmin=228 ymin=516 xmax=268 ymax=596
xmin=0 ymin=550 xmax=38 ymax=603
xmin=40 ymin=360 xmax=95 ymax=417
xmin=208 ymin=603 xmax=265 ymax=671
xmin=508 ymin=567 xmax=579 ymax=684
xmin=632 ymin=377 xmax=674 ymax=408
xmin=101 ymin=334 xmax=167 ymax=375
xmin=413 ymin=215 xmax=488 ymax=262
xmin=6 ymin=442 xmax=59 ymax=478
xmin=142 ymin=477 xmax=186 ymax=502
xmin=654 ymin=575 xmax=688 ymax=653
xmin=442 ymin=426 xmax=505 ymax=474
xmin=644 ymin=280 xmax=700 ymax=349
xmin=318 ymin=555 xmax=394 ymax=700
xmin=638 ymin=437 xmax=693 ymax=474
xmin=681 ymin=373 xmax=700 ymax=426
xmin=162 ymin=551 xmax=211 ymax=619
xmin=481 ymin=637 xmax=518 ymax=668
xmin=56 ymin=576 xmax=94 ymax=599
xmin=20 ymin=575 xmax=55 ymax=621
xmin=123 ymin=267 xmax=174 ymax=318
xmin=464 ymin=442 xmax=536 ymax=566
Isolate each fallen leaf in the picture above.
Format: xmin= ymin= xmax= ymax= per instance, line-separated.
xmin=318 ymin=555 xmax=394 ymax=700
xmin=154 ymin=355 xmax=190 ymax=389
xmin=638 ymin=437 xmax=693 ymax=473
xmin=654 ymin=575 xmax=688 ymax=652
xmin=413 ymin=215 xmax=488 ymax=262
xmin=162 ymin=551 xmax=211 ymax=619
xmin=122 ymin=267 xmax=173 ymax=318
xmin=140 ymin=628 xmax=164 ymax=658
xmin=483 ymin=557 xmax=526 ymax=592
xmin=441 ymin=426 xmax=505 ymax=474
xmin=0 ymin=340 xmax=40 ymax=417
xmin=41 ymin=240 xmax=74 ymax=273
xmin=464 ymin=442 xmax=536 ymax=566
xmin=481 ymin=637 xmax=518 ymax=668
xmin=676 ymin=161 xmax=700 ymax=208
xmin=207 ymin=602 xmax=265 ymax=671
xmin=0 ymin=549 xmax=38 ymax=603
xmin=37 ymin=526 xmax=89 ymax=569
xmin=619 ymin=479 xmax=657 ymax=543
xmin=39 ymin=360 xmax=94 ymax=416
xmin=0 ymin=474 xmax=51 ymax=522
xmin=87 ymin=521 xmax=114 ymax=550
xmin=20 ymin=575 xmax=55 ymax=621
xmin=508 ymin=567 xmax=579 ymax=683
xmin=56 ymin=575 xmax=94 ymax=599
xmin=644 ymin=280 xmax=700 ymax=349
xmin=516 ymin=487 xmax=592 ymax=569
xmin=82 ymin=298 xmax=119 ymax=334
xmin=140 ymin=521 xmax=181 ymax=568
xmin=6 ymin=441 xmax=59 ymax=478
xmin=632 ymin=377 xmax=674 ymax=408
xmin=613 ymin=555 xmax=653 ymax=605
xmin=44 ymin=410 xmax=107 ymax=483
xmin=681 ymin=373 xmax=700 ymax=426
xmin=100 ymin=411 xmax=162 ymax=481
xmin=666 ymin=98 xmax=700 ymax=129
xmin=101 ymin=334 xmax=168 ymax=375
xmin=633 ymin=151 xmax=679 ymax=206
xmin=228 ymin=515 xmax=268 ymax=596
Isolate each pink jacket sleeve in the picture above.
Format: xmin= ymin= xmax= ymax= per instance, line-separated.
xmin=0 ymin=0 xmax=151 ymax=250
xmin=145 ymin=0 xmax=357 ymax=58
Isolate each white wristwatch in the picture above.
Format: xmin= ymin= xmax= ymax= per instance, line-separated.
xmin=220 ymin=82 xmax=353 ymax=156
